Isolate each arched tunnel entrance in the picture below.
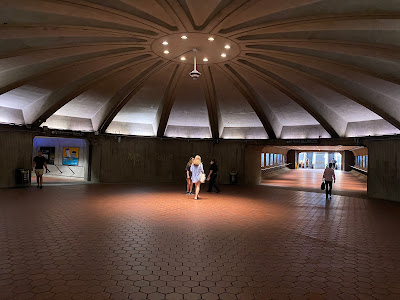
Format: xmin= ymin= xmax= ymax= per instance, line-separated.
xmin=259 ymin=145 xmax=368 ymax=197
xmin=32 ymin=136 xmax=90 ymax=185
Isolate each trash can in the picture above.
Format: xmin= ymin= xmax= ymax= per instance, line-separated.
xmin=229 ymin=171 xmax=238 ymax=185
xmin=16 ymin=169 xmax=30 ymax=186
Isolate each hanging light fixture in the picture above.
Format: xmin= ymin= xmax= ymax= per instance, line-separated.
xmin=189 ymin=49 xmax=201 ymax=80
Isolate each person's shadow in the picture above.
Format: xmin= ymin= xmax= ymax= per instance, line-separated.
xmin=324 ymin=197 xmax=332 ymax=221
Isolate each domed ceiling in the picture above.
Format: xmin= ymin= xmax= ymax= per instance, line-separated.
xmin=0 ymin=0 xmax=399 ymax=139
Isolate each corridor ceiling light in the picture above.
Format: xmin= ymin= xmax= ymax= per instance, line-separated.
xmin=208 ymin=37 xmax=214 ymax=41
xmin=162 ymin=41 xmax=168 ymax=45
xmin=180 ymin=56 xmax=186 ymax=61
xmin=203 ymin=58 xmax=208 ymax=62
xmin=163 ymin=50 xmax=169 ymax=54
xmin=181 ymin=35 xmax=188 ymax=39
xmin=221 ymin=53 xmax=227 ymax=57
xmin=224 ymin=45 xmax=231 ymax=49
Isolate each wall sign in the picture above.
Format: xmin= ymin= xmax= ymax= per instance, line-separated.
xmin=62 ymin=147 xmax=79 ymax=166
xmin=40 ymin=147 xmax=55 ymax=165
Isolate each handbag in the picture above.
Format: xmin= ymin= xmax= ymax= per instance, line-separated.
xmin=321 ymin=180 xmax=325 ymax=190
xmin=200 ymin=172 xmax=206 ymax=183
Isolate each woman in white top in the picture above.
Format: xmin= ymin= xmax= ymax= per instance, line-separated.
xmin=190 ymin=155 xmax=204 ymax=200
xmin=323 ymin=163 xmax=336 ymax=199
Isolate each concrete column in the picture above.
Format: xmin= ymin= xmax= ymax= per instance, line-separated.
xmin=343 ymin=150 xmax=355 ymax=171
xmin=366 ymin=139 xmax=400 ymax=202
xmin=287 ymin=150 xmax=296 ymax=169
xmin=244 ymin=148 xmax=261 ymax=185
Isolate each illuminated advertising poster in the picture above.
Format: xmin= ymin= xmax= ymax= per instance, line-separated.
xmin=62 ymin=147 xmax=79 ymax=166
xmin=40 ymin=147 xmax=55 ymax=165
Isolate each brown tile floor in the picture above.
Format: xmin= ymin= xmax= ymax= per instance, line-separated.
xmin=1 ymin=183 xmax=400 ymax=300
xmin=262 ymin=169 xmax=367 ymax=197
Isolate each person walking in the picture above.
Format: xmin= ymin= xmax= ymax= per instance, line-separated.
xmin=32 ymin=150 xmax=49 ymax=189
xmin=331 ymin=158 xmax=336 ymax=169
xmin=190 ymin=155 xmax=204 ymax=200
xmin=323 ymin=163 xmax=336 ymax=199
xmin=207 ymin=159 xmax=220 ymax=193
xmin=185 ymin=157 xmax=194 ymax=195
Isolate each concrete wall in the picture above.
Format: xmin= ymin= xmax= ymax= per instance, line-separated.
xmin=366 ymin=139 xmax=400 ymax=202
xmin=91 ymin=136 xmax=246 ymax=185
xmin=0 ymin=130 xmax=35 ymax=188
xmin=32 ymin=137 xmax=89 ymax=179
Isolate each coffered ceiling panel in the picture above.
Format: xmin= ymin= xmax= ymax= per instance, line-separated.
xmin=0 ymin=0 xmax=399 ymax=139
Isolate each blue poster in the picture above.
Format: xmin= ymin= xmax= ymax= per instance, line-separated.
xmin=62 ymin=147 xmax=79 ymax=166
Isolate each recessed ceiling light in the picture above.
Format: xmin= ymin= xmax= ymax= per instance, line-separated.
xmin=203 ymin=58 xmax=208 ymax=62
xmin=163 ymin=50 xmax=169 ymax=54
xmin=208 ymin=37 xmax=214 ymax=41
xmin=162 ymin=41 xmax=168 ymax=45
xmin=224 ymin=45 xmax=231 ymax=49
xmin=221 ymin=53 xmax=227 ymax=57
xmin=181 ymin=35 xmax=187 ymax=39
xmin=180 ymin=57 xmax=186 ymax=61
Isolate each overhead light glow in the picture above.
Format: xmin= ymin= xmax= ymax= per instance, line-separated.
xmin=224 ymin=45 xmax=231 ymax=49
xmin=162 ymin=41 xmax=168 ymax=45
xmin=208 ymin=37 xmax=214 ymax=41
xmin=180 ymin=56 xmax=186 ymax=61
xmin=163 ymin=50 xmax=169 ymax=54
xmin=221 ymin=53 xmax=227 ymax=57
xmin=203 ymin=58 xmax=208 ymax=62
xmin=181 ymin=35 xmax=188 ymax=39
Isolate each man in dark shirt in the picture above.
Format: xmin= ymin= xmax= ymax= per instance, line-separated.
xmin=32 ymin=150 xmax=49 ymax=189
xmin=207 ymin=159 xmax=220 ymax=193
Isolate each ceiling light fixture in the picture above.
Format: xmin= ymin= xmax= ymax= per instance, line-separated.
xmin=163 ymin=50 xmax=169 ymax=54
xmin=162 ymin=41 xmax=168 ymax=45
xmin=203 ymin=58 xmax=208 ymax=62
xmin=208 ymin=37 xmax=214 ymax=41
xmin=181 ymin=35 xmax=188 ymax=39
xmin=221 ymin=53 xmax=226 ymax=57
xmin=180 ymin=56 xmax=186 ymax=61
xmin=224 ymin=45 xmax=231 ymax=49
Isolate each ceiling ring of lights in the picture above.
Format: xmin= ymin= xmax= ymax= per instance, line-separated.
xmin=151 ymin=33 xmax=240 ymax=65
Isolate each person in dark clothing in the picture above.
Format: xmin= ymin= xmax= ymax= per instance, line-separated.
xmin=185 ymin=157 xmax=194 ymax=195
xmin=32 ymin=150 xmax=49 ymax=189
xmin=207 ymin=159 xmax=220 ymax=193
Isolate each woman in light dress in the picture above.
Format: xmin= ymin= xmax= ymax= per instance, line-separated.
xmin=190 ymin=155 xmax=204 ymax=200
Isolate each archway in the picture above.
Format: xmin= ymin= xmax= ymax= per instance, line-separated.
xmin=32 ymin=136 xmax=90 ymax=185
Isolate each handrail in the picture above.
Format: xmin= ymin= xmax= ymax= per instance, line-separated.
xmin=54 ymin=164 xmax=63 ymax=173
xmin=350 ymin=165 xmax=368 ymax=174
xmin=261 ymin=163 xmax=291 ymax=172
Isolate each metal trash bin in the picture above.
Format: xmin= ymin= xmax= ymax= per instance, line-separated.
xmin=229 ymin=171 xmax=238 ymax=185
xmin=16 ymin=169 xmax=30 ymax=186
